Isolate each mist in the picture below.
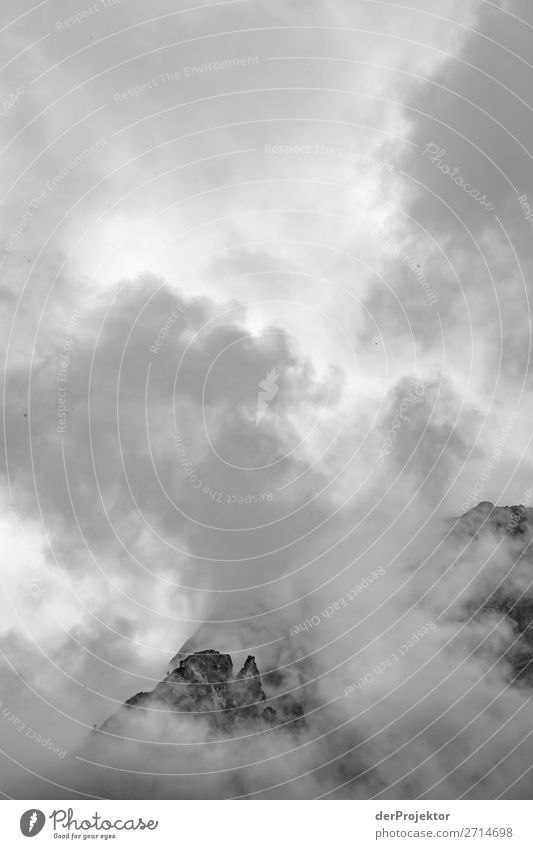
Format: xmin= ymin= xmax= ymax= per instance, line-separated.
xmin=2 ymin=0 xmax=533 ymax=801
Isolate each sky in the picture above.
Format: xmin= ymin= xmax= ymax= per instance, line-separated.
xmin=1 ymin=0 xmax=533 ymax=799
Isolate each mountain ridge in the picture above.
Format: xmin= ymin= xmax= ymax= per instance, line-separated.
xmin=100 ymin=648 xmax=305 ymax=735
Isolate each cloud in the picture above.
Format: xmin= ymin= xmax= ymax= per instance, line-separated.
xmin=2 ymin=0 xmax=533 ymax=801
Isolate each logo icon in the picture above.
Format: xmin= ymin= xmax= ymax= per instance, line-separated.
xmin=20 ymin=810 xmax=45 ymax=837
xmin=255 ymin=368 xmax=279 ymax=426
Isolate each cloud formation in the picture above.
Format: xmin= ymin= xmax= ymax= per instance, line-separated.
xmin=1 ymin=0 xmax=533 ymax=800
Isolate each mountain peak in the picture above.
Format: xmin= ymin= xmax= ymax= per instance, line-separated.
xmin=458 ymin=502 xmax=533 ymax=537
xmin=101 ymin=649 xmax=305 ymax=735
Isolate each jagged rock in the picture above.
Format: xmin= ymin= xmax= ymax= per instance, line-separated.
xmin=275 ymin=694 xmax=307 ymax=731
xmin=457 ymin=502 xmax=533 ymax=538
xmin=151 ymin=649 xmax=234 ymax=718
xmin=101 ymin=649 xmax=305 ymax=735
xmin=228 ymin=655 xmax=268 ymax=724
xmin=483 ymin=594 xmax=533 ymax=680
xmin=460 ymin=502 xmax=533 ymax=682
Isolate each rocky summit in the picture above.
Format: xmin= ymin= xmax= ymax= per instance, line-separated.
xmin=456 ymin=501 xmax=533 ymax=538
xmin=100 ymin=504 xmax=533 ymax=739
xmin=101 ymin=649 xmax=305 ymax=734
xmin=458 ymin=502 xmax=533 ymax=682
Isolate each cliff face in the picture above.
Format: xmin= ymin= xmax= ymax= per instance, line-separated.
xmin=458 ymin=502 xmax=533 ymax=682
xmin=101 ymin=649 xmax=305 ymax=735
